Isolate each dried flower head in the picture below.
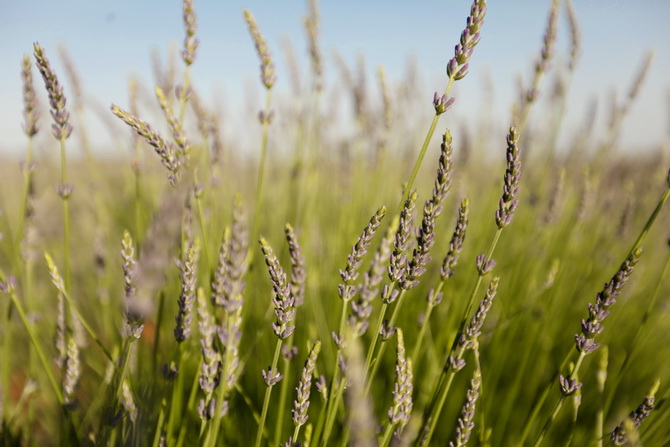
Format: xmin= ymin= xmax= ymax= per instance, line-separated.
xmin=446 ymin=0 xmax=487 ymax=82
xmin=575 ymin=248 xmax=642 ymax=355
xmin=111 ymin=104 xmax=183 ymax=186
xmin=21 ymin=55 xmax=40 ymax=137
xmin=182 ymin=0 xmax=198 ymax=65
xmin=351 ymin=225 xmax=394 ymax=335
xmin=244 ymin=9 xmax=276 ymax=89
xmin=449 ymin=369 xmax=481 ymax=447
xmin=63 ymin=336 xmax=80 ymax=410
xmin=174 ymin=241 xmax=200 ymax=343
xmin=389 ymin=192 xmax=417 ymax=283
xmin=459 ymin=277 xmax=499 ymax=350
xmin=387 ymin=329 xmax=413 ymax=432
xmin=292 ymin=340 xmax=321 ymax=427
xmin=303 ymin=0 xmax=322 ymax=91
xmin=441 ymin=198 xmax=469 ymax=280
xmin=33 ymin=42 xmax=72 ymax=140
xmin=339 ymin=206 xmax=386 ymax=301
xmin=155 ymin=86 xmax=191 ymax=157
xmin=260 ymin=237 xmax=296 ymax=339
xmin=611 ymin=380 xmax=659 ymax=445
xmin=285 ymin=224 xmax=307 ymax=307
xmin=495 ymin=126 xmax=521 ymax=228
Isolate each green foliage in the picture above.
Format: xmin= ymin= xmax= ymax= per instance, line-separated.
xmin=1 ymin=0 xmax=670 ymax=446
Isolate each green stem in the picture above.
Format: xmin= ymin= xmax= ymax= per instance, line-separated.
xmin=152 ymin=291 xmax=166 ymax=374
xmin=166 ymin=344 xmax=186 ymax=443
xmin=179 ymin=67 xmax=191 ymax=125
xmin=16 ymin=138 xmax=34 ymax=265
xmin=2 ymin=293 xmax=12 ymax=422
xmin=398 ymin=76 xmax=456 ymax=211
xmin=60 ymin=136 xmax=71 ymax=294
xmin=322 ymin=379 xmax=346 ymax=446
xmin=416 ymin=351 xmax=461 ymax=447
xmin=517 ymin=350 xmax=574 ymax=446
xmin=523 ymin=183 xmax=670 ymax=445
xmin=133 ymin=163 xmax=143 ymax=249
xmin=629 ymin=186 xmax=670 ymax=257
xmin=1 ymin=274 xmax=64 ymax=405
xmin=176 ymin=367 xmax=201 ymax=447
xmin=399 ymin=115 xmax=439 ymax=210
xmin=604 ymin=246 xmax=670 ymax=417
xmin=292 ymin=423 xmax=302 ymax=446
xmin=152 ymin=400 xmax=167 ymax=447
xmin=195 ymin=188 xmax=212 ymax=275
xmin=273 ymin=338 xmax=295 ymax=446
xmin=363 ymin=300 xmax=389 ymax=381
xmin=416 ymin=228 xmax=502 ymax=446
xmin=255 ymin=338 xmax=283 ymax=447
xmin=411 ymin=277 xmax=447 ymax=365
xmin=365 ymin=290 xmax=407 ymax=395
xmin=532 ymin=352 xmax=585 ymax=447
xmin=319 ymin=294 xmax=352 ymax=446
xmin=250 ymin=88 xmax=274 ymax=262
xmin=59 ymin=286 xmax=115 ymax=364
xmin=380 ymin=422 xmax=396 ymax=447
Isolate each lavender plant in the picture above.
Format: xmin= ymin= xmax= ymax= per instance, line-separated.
xmin=3 ymin=2 xmax=670 ymax=447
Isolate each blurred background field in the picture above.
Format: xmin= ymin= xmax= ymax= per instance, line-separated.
xmin=1 ymin=1 xmax=670 ymax=446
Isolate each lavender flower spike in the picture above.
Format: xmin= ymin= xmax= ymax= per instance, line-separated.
xmin=387 ymin=329 xmax=413 ymax=433
xmin=611 ymin=380 xmax=659 ymax=445
xmin=574 ymin=247 xmax=642 ymax=355
xmin=181 ymin=0 xmax=198 ymax=66
xmin=243 ymin=9 xmax=276 ymax=89
xmin=388 ymin=192 xmax=417 ymax=284
xmin=260 ymin=237 xmax=296 ymax=339
xmin=292 ymin=340 xmax=322 ymax=428
xmin=459 ymin=276 xmax=499 ymax=351
xmin=33 ymin=42 xmax=72 ymax=140
xmin=446 ymin=0 xmax=487 ymax=82
xmin=339 ymin=206 xmax=387 ymax=301
xmin=350 ymin=225 xmax=394 ymax=335
xmin=402 ymin=200 xmax=436 ymax=290
xmin=174 ymin=242 xmax=200 ymax=343
xmin=285 ymin=223 xmax=307 ymax=307
xmin=63 ymin=335 xmax=80 ymax=410
xmin=495 ymin=126 xmax=521 ymax=228
xmin=110 ymin=104 xmax=182 ymax=185
xmin=449 ymin=368 xmax=482 ymax=447
xmin=441 ymin=198 xmax=469 ymax=280
xmin=21 ymin=55 xmax=40 ymax=137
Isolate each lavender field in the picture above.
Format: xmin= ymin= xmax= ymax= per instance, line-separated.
xmin=1 ymin=0 xmax=670 ymax=446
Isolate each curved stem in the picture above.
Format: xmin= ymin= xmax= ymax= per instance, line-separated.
xmin=178 ymin=66 xmax=191 ymax=125
xmin=273 ymin=337 xmax=295 ymax=446
xmin=59 ymin=136 xmax=71 ymax=293
xmin=629 ymin=186 xmax=670 ymax=257
xmin=604 ymin=246 xmax=670 ymax=416
xmin=320 ymin=295 xmax=352 ymax=445
xmin=398 ymin=115 xmax=439 ymax=211
xmin=1 ymin=277 xmax=64 ymax=405
xmin=365 ymin=290 xmax=407 ymax=395
xmin=60 ymin=286 xmax=115 ymax=363
xmin=250 ymin=88 xmax=274 ymax=262
xmin=532 ymin=352 xmax=585 ymax=447
xmin=417 ymin=228 xmax=502 ymax=446
xmin=380 ymin=422 xmax=396 ymax=447
xmin=255 ymin=338 xmax=283 ymax=447
xmin=364 ymin=301 xmax=389 ymax=381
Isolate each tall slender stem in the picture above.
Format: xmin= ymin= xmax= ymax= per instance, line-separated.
xmin=250 ymin=88 xmax=273 ymax=262
xmin=255 ymin=339 xmax=283 ymax=447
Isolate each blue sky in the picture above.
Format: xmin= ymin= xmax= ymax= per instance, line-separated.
xmin=1 ymin=0 xmax=669 ymax=156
